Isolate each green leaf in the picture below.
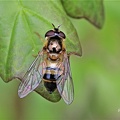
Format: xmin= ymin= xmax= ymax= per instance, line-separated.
xmin=0 ymin=0 xmax=82 ymax=83
xmin=61 ymin=0 xmax=105 ymax=29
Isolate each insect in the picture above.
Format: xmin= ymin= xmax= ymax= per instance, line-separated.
xmin=18 ymin=24 xmax=74 ymax=105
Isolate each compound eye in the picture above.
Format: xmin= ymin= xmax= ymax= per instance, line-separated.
xmin=59 ymin=31 xmax=66 ymax=39
xmin=45 ymin=30 xmax=66 ymax=39
xmin=45 ymin=30 xmax=55 ymax=37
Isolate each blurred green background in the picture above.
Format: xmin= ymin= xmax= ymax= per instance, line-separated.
xmin=0 ymin=1 xmax=120 ymax=120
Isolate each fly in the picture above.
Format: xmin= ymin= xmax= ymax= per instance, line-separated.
xmin=18 ymin=24 xmax=74 ymax=105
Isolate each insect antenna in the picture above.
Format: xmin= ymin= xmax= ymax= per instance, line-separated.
xmin=52 ymin=23 xmax=56 ymax=29
xmin=52 ymin=23 xmax=62 ymax=32
xmin=57 ymin=24 xmax=62 ymax=29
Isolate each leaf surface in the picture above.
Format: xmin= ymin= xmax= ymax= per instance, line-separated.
xmin=61 ymin=0 xmax=105 ymax=28
xmin=0 ymin=0 xmax=82 ymax=83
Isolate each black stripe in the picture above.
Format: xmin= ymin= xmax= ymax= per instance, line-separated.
xmin=43 ymin=73 xmax=60 ymax=81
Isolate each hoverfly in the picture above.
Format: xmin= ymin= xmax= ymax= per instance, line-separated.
xmin=18 ymin=24 xmax=74 ymax=105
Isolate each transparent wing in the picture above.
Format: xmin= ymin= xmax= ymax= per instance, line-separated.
xmin=18 ymin=52 xmax=43 ymax=98
xmin=57 ymin=53 xmax=74 ymax=105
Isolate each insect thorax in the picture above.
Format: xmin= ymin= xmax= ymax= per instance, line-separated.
xmin=43 ymin=36 xmax=65 ymax=61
